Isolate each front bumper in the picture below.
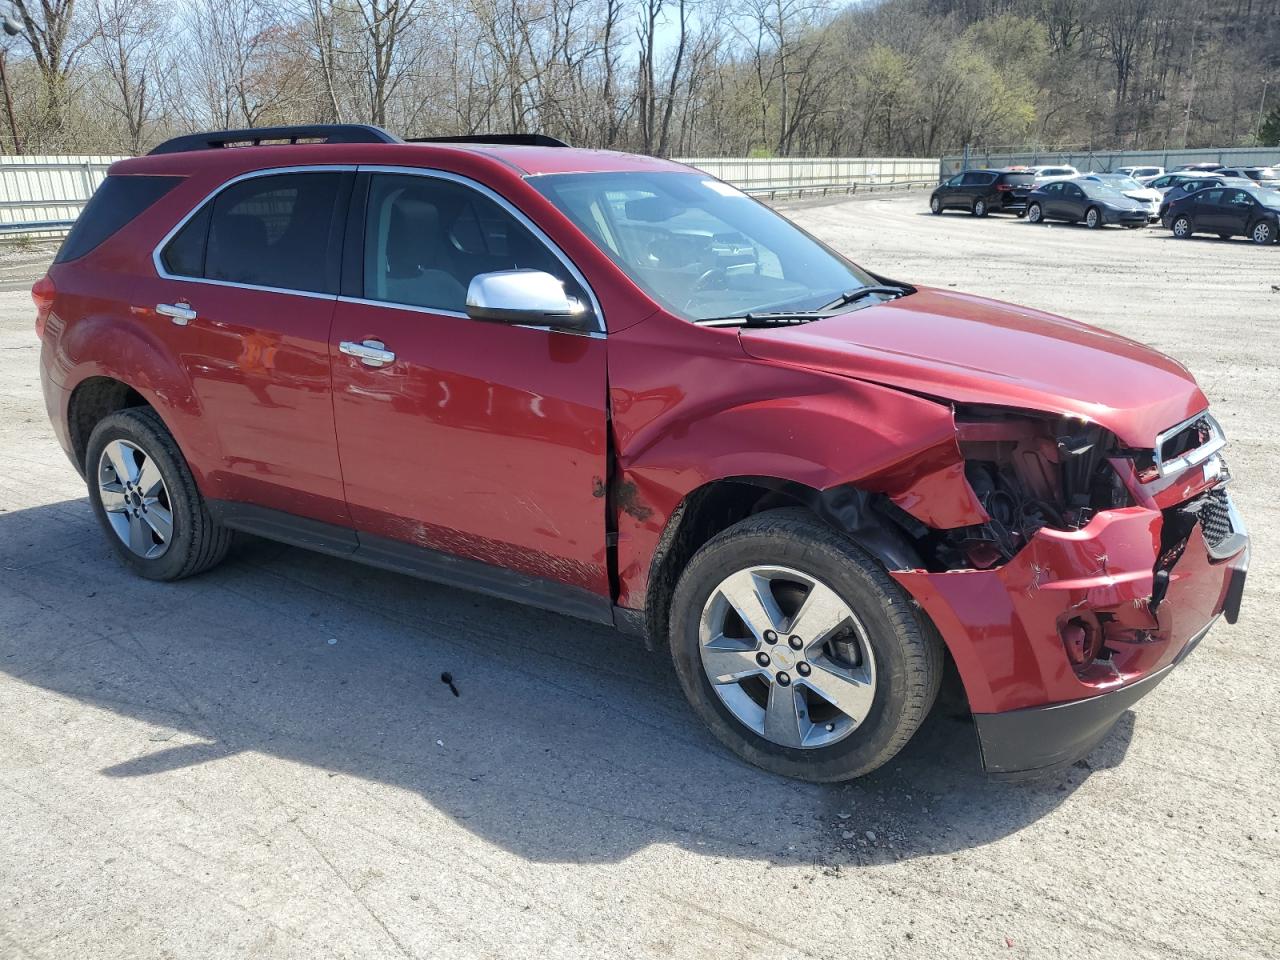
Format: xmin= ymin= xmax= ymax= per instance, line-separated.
xmin=1105 ymin=207 xmax=1150 ymax=226
xmin=893 ymin=492 xmax=1248 ymax=775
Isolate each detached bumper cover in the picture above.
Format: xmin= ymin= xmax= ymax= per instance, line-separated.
xmin=974 ymin=611 xmax=1221 ymax=776
xmin=893 ymin=499 xmax=1248 ymax=775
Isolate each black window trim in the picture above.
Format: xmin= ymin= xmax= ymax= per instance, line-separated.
xmin=151 ymin=164 xmax=357 ymax=302
xmin=335 ymin=164 xmax=605 ymax=336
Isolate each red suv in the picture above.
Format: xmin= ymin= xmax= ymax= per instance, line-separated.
xmin=35 ymin=125 xmax=1248 ymax=781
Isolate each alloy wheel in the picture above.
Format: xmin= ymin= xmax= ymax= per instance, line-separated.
xmin=974 ymin=200 xmax=986 ymax=217
xmin=97 ymin=439 xmax=174 ymax=559
xmin=1086 ymin=208 xmax=1100 ymax=229
xmin=1028 ymin=204 xmax=1042 ymax=223
xmin=698 ymin=565 xmax=877 ymax=750
xmin=930 ymin=196 xmax=940 ymax=214
xmin=1253 ymin=222 xmax=1274 ymax=245
xmin=1173 ymin=216 xmax=1191 ymax=238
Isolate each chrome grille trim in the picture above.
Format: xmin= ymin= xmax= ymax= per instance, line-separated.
xmin=1154 ymin=411 xmax=1226 ymax=478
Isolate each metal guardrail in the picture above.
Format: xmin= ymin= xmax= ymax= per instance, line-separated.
xmin=0 ymin=153 xmax=941 ymax=238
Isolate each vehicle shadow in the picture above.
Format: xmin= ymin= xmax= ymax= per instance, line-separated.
xmin=0 ymin=499 xmax=1133 ymax=867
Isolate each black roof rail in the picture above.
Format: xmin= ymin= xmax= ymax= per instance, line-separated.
xmin=407 ymin=133 xmax=570 ymax=148
xmin=149 ymin=124 xmax=402 ymax=156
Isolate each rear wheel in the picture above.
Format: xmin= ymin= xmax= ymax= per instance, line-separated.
xmin=86 ymin=407 xmax=232 ymax=581
xmin=668 ymin=509 xmax=943 ymax=782
xmin=929 ymin=195 xmax=942 ymax=215
xmin=1172 ymin=215 xmax=1193 ymax=238
xmin=1085 ymin=206 xmax=1102 ymax=229
xmin=1251 ymin=221 xmax=1275 ymax=245
xmin=973 ymin=198 xmax=988 ymax=217
xmin=1027 ymin=202 xmax=1044 ymax=224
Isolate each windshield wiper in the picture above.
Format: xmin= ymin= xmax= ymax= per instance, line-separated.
xmin=819 ymin=284 xmax=910 ymax=310
xmin=695 ymin=309 xmax=841 ymax=328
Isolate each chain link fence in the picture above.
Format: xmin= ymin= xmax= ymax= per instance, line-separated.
xmin=939 ymin=146 xmax=1280 ymax=178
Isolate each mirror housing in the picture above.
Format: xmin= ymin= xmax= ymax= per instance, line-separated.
xmin=465 ymin=270 xmax=592 ymax=331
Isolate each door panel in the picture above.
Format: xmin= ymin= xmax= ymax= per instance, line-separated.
xmin=330 ymin=304 xmax=610 ymax=594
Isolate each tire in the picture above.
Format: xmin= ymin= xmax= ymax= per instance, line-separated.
xmin=668 ymin=508 xmax=943 ymax=782
xmin=972 ymin=198 xmax=988 ymax=217
xmin=1027 ymin=202 xmax=1044 ymax=224
xmin=1085 ymin=206 xmax=1102 ymax=229
xmin=929 ymin=195 xmax=942 ymax=215
xmin=85 ymin=407 xmax=232 ymax=581
xmin=1172 ymin=215 xmax=1193 ymax=239
xmin=1251 ymin=221 xmax=1275 ymax=245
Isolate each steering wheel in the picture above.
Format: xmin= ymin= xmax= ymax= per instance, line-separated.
xmin=684 ymin=265 xmax=729 ymax=310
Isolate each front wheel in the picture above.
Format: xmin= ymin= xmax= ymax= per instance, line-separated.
xmin=668 ymin=509 xmax=943 ymax=782
xmin=1027 ymin=202 xmax=1044 ymax=224
xmin=929 ymin=195 xmax=942 ymax=215
xmin=1172 ymin=215 xmax=1193 ymax=238
xmin=973 ymin=198 xmax=988 ymax=217
xmin=1085 ymin=206 xmax=1102 ymax=229
xmin=86 ymin=407 xmax=232 ymax=581
xmin=1252 ymin=221 xmax=1275 ymax=245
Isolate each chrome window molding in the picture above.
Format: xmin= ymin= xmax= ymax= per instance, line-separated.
xmin=354 ymin=164 xmax=606 ymax=335
xmin=1154 ymin=411 xmax=1226 ymax=479
xmin=334 ymin=295 xmax=605 ymax=339
xmin=150 ymin=164 xmax=356 ymax=300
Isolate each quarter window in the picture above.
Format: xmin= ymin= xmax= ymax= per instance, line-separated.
xmin=361 ymin=173 xmax=575 ymax=313
xmin=160 ymin=172 xmax=345 ymax=294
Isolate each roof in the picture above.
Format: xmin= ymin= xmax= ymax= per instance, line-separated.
xmin=113 ymin=139 xmax=691 ymax=180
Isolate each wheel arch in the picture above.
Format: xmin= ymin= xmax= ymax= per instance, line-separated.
xmin=67 ymin=376 xmax=152 ymax=475
xmin=640 ymin=477 xmax=924 ymax=647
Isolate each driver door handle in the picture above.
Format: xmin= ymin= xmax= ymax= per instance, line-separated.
xmin=339 ymin=339 xmax=396 ymax=368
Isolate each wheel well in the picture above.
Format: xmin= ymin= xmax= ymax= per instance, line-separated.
xmin=641 ymin=477 xmax=923 ymax=645
xmin=68 ymin=377 xmax=150 ymax=472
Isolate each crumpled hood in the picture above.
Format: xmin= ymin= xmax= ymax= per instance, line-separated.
xmin=738 ymin=287 xmax=1207 ymax=447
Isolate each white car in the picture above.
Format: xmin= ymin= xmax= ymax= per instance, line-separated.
xmin=1081 ymin=173 xmax=1162 ymax=219
xmin=1028 ymin=164 xmax=1080 ymax=186
xmin=1117 ymin=165 xmax=1164 ymax=180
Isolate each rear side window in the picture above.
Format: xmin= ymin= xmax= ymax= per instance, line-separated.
xmin=55 ymin=174 xmax=181 ymax=263
xmin=160 ymin=172 xmax=345 ymax=294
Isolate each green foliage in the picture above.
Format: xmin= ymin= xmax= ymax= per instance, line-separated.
xmin=1261 ymin=107 xmax=1280 ymax=148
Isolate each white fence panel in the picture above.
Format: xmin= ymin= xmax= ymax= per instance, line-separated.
xmin=0 ymin=155 xmax=127 ymax=236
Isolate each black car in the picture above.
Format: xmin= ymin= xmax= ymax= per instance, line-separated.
xmin=1163 ymin=185 xmax=1280 ymax=244
xmin=1025 ymin=179 xmax=1149 ymax=229
xmin=930 ymin=169 xmax=1034 ymax=217
xmin=1157 ymin=175 xmax=1237 ymax=218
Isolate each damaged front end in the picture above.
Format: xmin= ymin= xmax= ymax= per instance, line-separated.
xmin=878 ymin=406 xmax=1248 ymax=776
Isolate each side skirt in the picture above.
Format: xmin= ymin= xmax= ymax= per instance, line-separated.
xmin=208 ymin=500 xmax=616 ymax=627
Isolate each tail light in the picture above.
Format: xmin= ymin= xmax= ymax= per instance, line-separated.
xmin=32 ymin=274 xmax=55 ymax=339
xmin=996 ymin=183 xmax=1013 ymax=191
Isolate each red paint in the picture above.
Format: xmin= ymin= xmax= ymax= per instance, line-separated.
xmin=38 ymin=140 xmax=1244 ymax=725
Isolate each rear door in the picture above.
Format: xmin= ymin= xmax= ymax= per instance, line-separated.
xmin=328 ymin=169 xmax=612 ymax=607
xmin=138 ymin=168 xmax=352 ymax=524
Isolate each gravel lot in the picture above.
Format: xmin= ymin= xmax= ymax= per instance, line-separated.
xmin=1 ymin=197 xmax=1276 ymax=960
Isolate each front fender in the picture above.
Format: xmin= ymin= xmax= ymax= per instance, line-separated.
xmin=608 ymin=316 xmax=986 ymax=609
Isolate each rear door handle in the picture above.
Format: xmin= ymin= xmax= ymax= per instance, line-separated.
xmin=156 ymin=302 xmax=197 ymax=325
xmin=339 ymin=339 xmax=396 ymax=368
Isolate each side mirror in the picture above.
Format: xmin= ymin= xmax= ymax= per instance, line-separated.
xmin=465 ymin=269 xmax=592 ymax=330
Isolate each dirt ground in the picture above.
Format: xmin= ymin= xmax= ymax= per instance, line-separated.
xmin=1 ymin=197 xmax=1276 ymax=959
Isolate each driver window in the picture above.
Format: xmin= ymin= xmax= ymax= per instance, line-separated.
xmin=362 ymin=173 xmax=575 ymax=313
xmin=1226 ymin=190 xmax=1253 ymax=207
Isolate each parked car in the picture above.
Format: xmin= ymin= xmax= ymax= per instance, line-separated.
xmin=1145 ymin=171 xmax=1223 ymax=196
xmin=1213 ymin=166 xmax=1280 ymax=186
xmin=1028 ymin=164 xmax=1079 ymax=186
xmin=1025 ymin=178 xmax=1150 ymax=228
xmin=1163 ymin=184 xmax=1280 ymax=244
xmin=1080 ymin=173 xmax=1162 ymax=219
xmin=1172 ymin=162 xmax=1225 ymax=172
xmin=1156 ymin=176 xmax=1251 ymax=219
xmin=33 ymin=124 xmax=1248 ymax=782
xmin=929 ymin=168 xmax=1034 ymax=217
xmin=1116 ymin=165 xmax=1163 ymax=179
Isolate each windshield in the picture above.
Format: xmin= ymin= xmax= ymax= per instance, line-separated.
xmin=1101 ymin=175 xmax=1144 ymax=190
xmin=1082 ymin=181 xmax=1130 ymax=200
xmin=530 ymin=172 xmax=877 ymax=322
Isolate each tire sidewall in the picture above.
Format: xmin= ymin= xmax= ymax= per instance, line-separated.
xmin=669 ymin=524 xmax=922 ymax=782
xmin=85 ymin=409 xmax=201 ymax=581
xmin=1253 ymin=221 xmax=1274 ymax=245
xmin=973 ymin=199 xmax=986 ymax=217
xmin=1086 ymin=206 xmax=1101 ymax=229
xmin=1173 ymin=215 xmax=1192 ymax=238
xmin=930 ymin=195 xmax=941 ymax=214
xmin=1028 ymin=203 xmax=1043 ymax=223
